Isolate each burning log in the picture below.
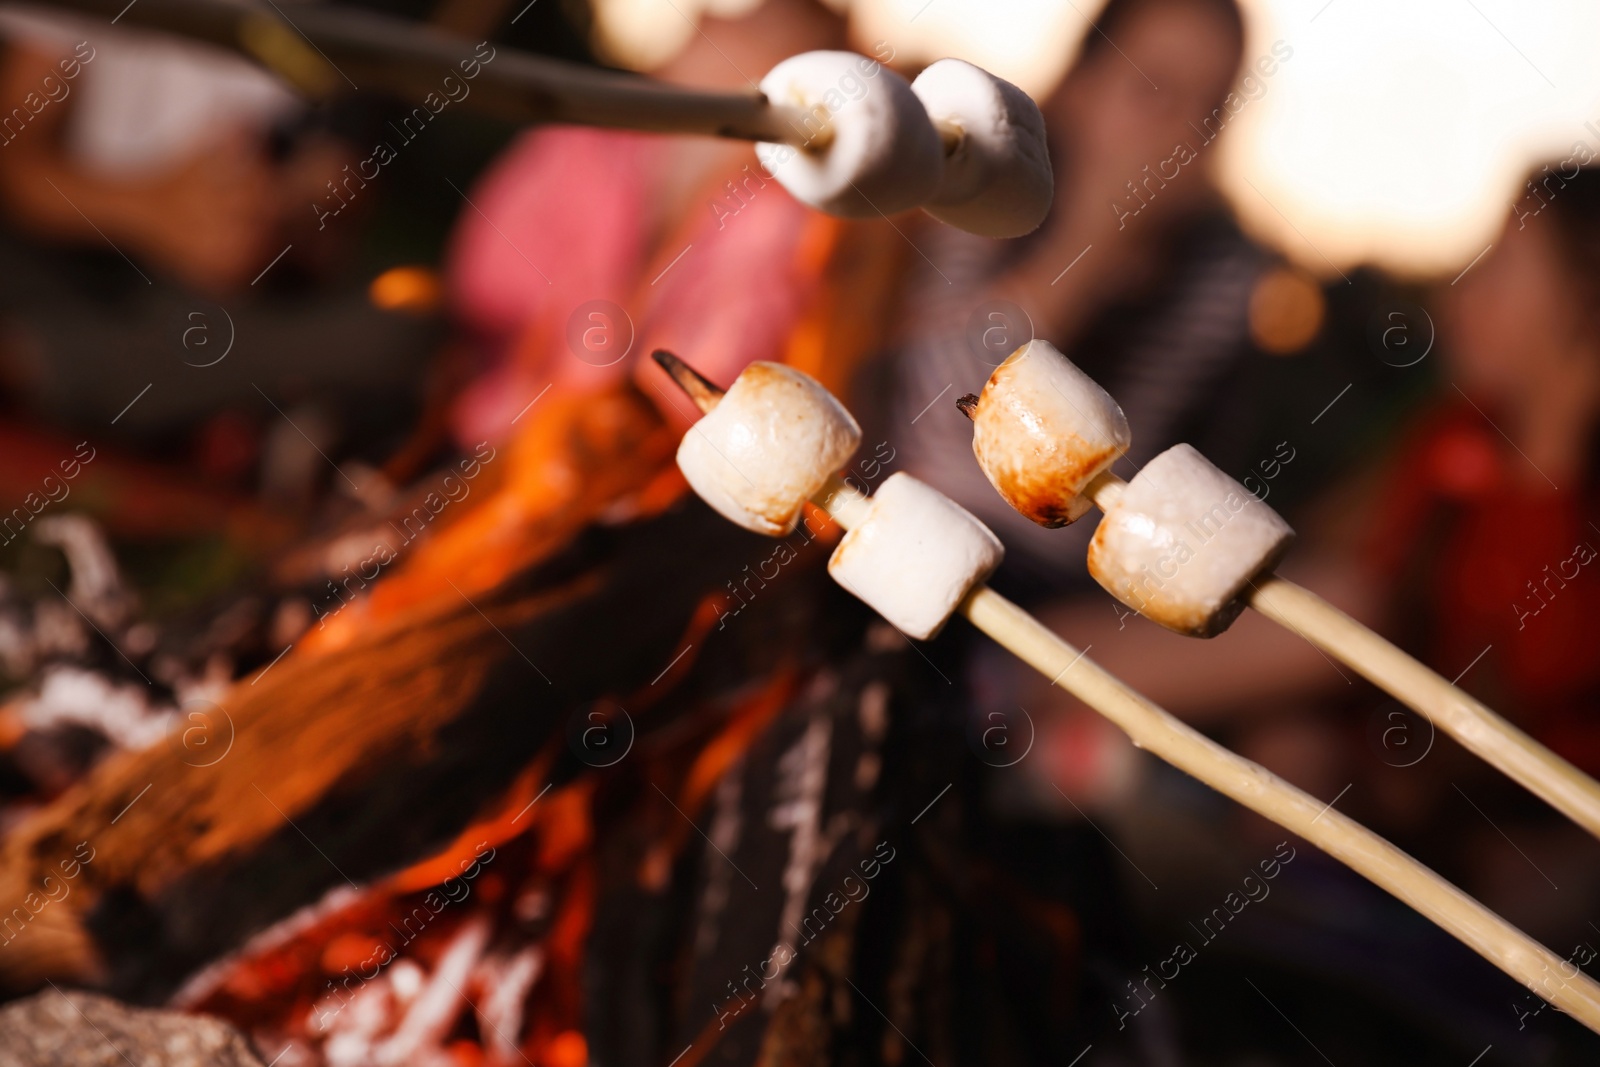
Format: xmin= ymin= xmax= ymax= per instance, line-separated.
xmin=0 ymin=382 xmax=758 ymax=1001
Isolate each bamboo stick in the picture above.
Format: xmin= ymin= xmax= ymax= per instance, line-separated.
xmin=1247 ymin=575 xmax=1600 ymax=838
xmin=45 ymin=0 xmax=828 ymax=146
xmin=959 ymin=581 xmax=1600 ymax=1031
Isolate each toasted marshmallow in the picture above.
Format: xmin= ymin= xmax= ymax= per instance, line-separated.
xmin=676 ymin=362 xmax=860 ymax=536
xmin=828 ymin=473 xmax=1003 ymax=639
xmin=969 ymin=340 xmax=1129 ymax=527
xmin=1088 ymin=444 xmax=1295 ymax=637
xmin=756 ymin=51 xmax=943 ymax=218
xmin=911 ymin=59 xmax=1053 ymax=237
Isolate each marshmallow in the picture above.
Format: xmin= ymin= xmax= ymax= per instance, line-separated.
xmin=676 ymin=361 xmax=861 ymax=536
xmin=1087 ymin=444 xmax=1295 ymax=637
xmin=828 ymin=473 xmax=1003 ymax=640
xmin=757 ymin=51 xmax=943 ymax=218
xmin=911 ymin=59 xmax=1053 ymax=238
xmin=969 ymin=340 xmax=1130 ymax=527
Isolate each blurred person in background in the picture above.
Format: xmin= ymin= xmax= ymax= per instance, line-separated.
xmin=1376 ymin=163 xmax=1600 ymax=779
xmin=1069 ymin=164 xmax=1600 ymax=792
xmin=0 ymin=6 xmax=435 ymax=502
xmin=1347 ymin=163 xmax=1600 ymax=937
xmin=869 ymin=1 xmax=1591 ymax=1048
xmin=879 ymin=0 xmax=1279 ymax=586
xmin=1045 ymin=163 xmax=1600 ymax=948
xmin=866 ymin=0 xmax=1311 ymax=851
xmin=851 ymin=0 xmax=1296 ymax=1056
xmin=0 ymin=6 xmax=300 ymax=293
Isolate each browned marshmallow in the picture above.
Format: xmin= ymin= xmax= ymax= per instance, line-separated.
xmin=970 ymin=340 xmax=1130 ymax=527
xmin=676 ymin=362 xmax=861 ymax=536
xmin=1087 ymin=444 xmax=1294 ymax=637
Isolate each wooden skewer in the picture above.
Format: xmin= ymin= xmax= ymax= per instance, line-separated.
xmin=1070 ymin=467 xmax=1600 ymax=841
xmin=656 ymin=350 xmax=1600 ymax=1033
xmin=45 ymin=0 xmax=972 ymax=152
xmin=958 ymin=586 xmax=1600 ymax=1030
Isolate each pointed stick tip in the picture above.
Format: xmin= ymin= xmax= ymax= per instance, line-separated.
xmin=652 ymin=349 xmax=725 ymax=414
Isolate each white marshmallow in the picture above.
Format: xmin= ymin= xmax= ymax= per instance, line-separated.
xmin=828 ymin=473 xmax=1003 ymax=640
xmin=970 ymin=340 xmax=1130 ymax=527
xmin=676 ymin=362 xmax=861 ymax=536
xmin=911 ymin=59 xmax=1053 ymax=237
xmin=1087 ymin=444 xmax=1295 ymax=637
xmin=757 ymin=51 xmax=943 ymax=218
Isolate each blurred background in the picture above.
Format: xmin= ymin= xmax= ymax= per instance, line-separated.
xmin=0 ymin=0 xmax=1597 ymax=1064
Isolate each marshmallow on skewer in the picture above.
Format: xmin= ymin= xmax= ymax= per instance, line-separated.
xmin=952 ymin=345 xmax=1600 ymax=846
xmin=911 ymin=59 xmax=1053 ymax=237
xmin=1088 ymin=444 xmax=1294 ymax=637
xmin=965 ymin=340 xmax=1130 ymax=527
xmin=828 ymin=473 xmax=1004 ymax=640
xmin=676 ymin=361 xmax=861 ymax=536
xmin=756 ymin=51 xmax=944 ymax=218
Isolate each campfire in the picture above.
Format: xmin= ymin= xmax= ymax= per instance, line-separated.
xmin=4 ymin=1 xmax=1600 ymax=1061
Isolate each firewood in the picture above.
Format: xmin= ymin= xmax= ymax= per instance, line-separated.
xmin=0 ymin=383 xmax=766 ymax=1001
